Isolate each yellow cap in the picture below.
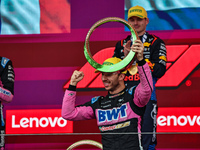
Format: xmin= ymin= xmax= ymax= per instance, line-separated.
xmin=95 ymin=57 xmax=127 ymax=74
xmin=128 ymin=5 xmax=147 ymax=19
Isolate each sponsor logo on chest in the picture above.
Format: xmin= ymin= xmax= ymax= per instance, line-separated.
xmin=97 ymin=104 xmax=127 ymax=124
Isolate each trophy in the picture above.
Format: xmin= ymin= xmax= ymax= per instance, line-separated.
xmin=84 ymin=17 xmax=139 ymax=74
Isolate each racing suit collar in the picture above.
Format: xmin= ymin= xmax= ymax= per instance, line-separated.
xmin=139 ymin=31 xmax=148 ymax=43
xmin=107 ymin=87 xmax=127 ymax=99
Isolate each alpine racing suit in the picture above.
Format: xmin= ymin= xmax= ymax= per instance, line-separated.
xmin=62 ymin=60 xmax=153 ymax=150
xmin=113 ymin=32 xmax=167 ymax=150
xmin=0 ymin=57 xmax=15 ymax=149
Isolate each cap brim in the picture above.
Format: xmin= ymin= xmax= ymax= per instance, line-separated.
xmin=95 ymin=69 xmax=127 ymax=74
xmin=128 ymin=14 xmax=147 ymax=19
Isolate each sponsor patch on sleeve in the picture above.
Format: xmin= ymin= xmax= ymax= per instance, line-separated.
xmin=159 ymin=56 xmax=167 ymax=61
xmin=68 ymin=93 xmax=74 ymax=96
xmin=0 ymin=87 xmax=11 ymax=96
xmin=1 ymin=57 xmax=10 ymax=68
xmin=128 ymin=86 xmax=136 ymax=95
xmin=91 ymin=96 xmax=100 ymax=104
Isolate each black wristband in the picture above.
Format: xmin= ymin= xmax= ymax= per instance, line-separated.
xmin=137 ymin=59 xmax=146 ymax=66
xmin=68 ymin=85 xmax=76 ymax=91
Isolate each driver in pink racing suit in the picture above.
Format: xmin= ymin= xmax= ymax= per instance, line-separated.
xmin=62 ymin=40 xmax=153 ymax=150
xmin=0 ymin=57 xmax=15 ymax=150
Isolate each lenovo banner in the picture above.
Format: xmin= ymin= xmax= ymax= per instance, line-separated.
xmin=6 ymin=108 xmax=200 ymax=134
xmin=157 ymin=107 xmax=200 ymax=132
xmin=6 ymin=109 xmax=73 ymax=134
